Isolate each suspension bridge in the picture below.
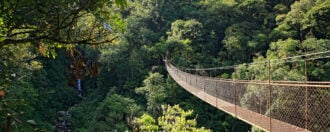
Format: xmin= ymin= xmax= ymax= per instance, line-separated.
xmin=165 ymin=52 xmax=330 ymax=132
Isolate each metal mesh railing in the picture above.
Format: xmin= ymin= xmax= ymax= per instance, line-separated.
xmin=166 ymin=62 xmax=329 ymax=132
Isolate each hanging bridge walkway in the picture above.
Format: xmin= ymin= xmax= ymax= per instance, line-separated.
xmin=165 ymin=53 xmax=329 ymax=132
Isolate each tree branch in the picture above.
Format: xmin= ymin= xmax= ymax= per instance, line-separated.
xmin=0 ymin=35 xmax=118 ymax=49
xmin=47 ymin=36 xmax=118 ymax=45
xmin=58 ymin=0 xmax=90 ymax=30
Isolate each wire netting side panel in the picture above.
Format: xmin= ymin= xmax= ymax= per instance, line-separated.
xmin=196 ymin=76 xmax=204 ymax=90
xmin=205 ymin=79 xmax=217 ymax=97
xmin=308 ymin=87 xmax=329 ymax=132
xmin=186 ymin=73 xmax=192 ymax=85
xmin=271 ymin=86 xmax=306 ymax=130
xmin=216 ymin=81 xmax=235 ymax=104
xmin=190 ymin=74 xmax=196 ymax=88
xmin=237 ymin=83 xmax=268 ymax=115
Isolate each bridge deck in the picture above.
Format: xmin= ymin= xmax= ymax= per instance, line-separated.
xmin=167 ymin=65 xmax=309 ymax=132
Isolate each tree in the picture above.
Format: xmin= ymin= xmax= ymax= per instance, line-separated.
xmin=301 ymin=38 xmax=330 ymax=81
xmin=135 ymin=104 xmax=211 ymax=132
xmin=166 ymin=19 xmax=202 ymax=66
xmin=89 ymin=93 xmax=141 ymax=131
xmin=303 ymin=0 xmax=330 ymax=39
xmin=273 ymin=0 xmax=326 ymax=41
xmin=238 ymin=0 xmax=268 ymax=24
xmin=136 ymin=72 xmax=166 ymax=116
xmin=158 ymin=105 xmax=210 ymax=132
xmin=0 ymin=0 xmax=127 ymax=48
xmin=222 ymin=21 xmax=264 ymax=63
xmin=135 ymin=114 xmax=159 ymax=132
xmin=0 ymin=44 xmax=43 ymax=131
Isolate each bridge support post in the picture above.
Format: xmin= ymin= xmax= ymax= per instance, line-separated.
xmin=304 ymin=60 xmax=309 ymax=130
xmin=185 ymin=69 xmax=187 ymax=83
xmin=188 ymin=70 xmax=192 ymax=85
xmin=210 ymin=70 xmax=212 ymax=77
xmin=203 ymin=73 xmax=206 ymax=100
xmin=215 ymin=81 xmax=218 ymax=108
xmin=234 ymin=80 xmax=237 ymax=117
xmin=196 ymin=74 xmax=197 ymax=88
xmin=268 ymin=60 xmax=272 ymax=131
xmin=234 ymin=66 xmax=237 ymax=117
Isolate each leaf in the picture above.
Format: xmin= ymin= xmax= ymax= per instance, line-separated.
xmin=115 ymin=0 xmax=127 ymax=8
xmin=0 ymin=37 xmax=5 ymax=42
xmin=27 ymin=120 xmax=37 ymax=125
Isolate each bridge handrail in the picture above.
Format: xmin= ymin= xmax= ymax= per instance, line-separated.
xmin=166 ymin=62 xmax=329 ymax=132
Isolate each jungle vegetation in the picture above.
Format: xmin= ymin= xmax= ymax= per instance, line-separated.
xmin=0 ymin=0 xmax=329 ymax=131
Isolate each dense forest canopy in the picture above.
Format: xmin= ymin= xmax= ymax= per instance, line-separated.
xmin=0 ymin=0 xmax=329 ymax=131
xmin=0 ymin=0 xmax=126 ymax=47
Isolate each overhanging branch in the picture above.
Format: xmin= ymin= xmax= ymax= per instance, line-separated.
xmin=0 ymin=35 xmax=118 ymax=49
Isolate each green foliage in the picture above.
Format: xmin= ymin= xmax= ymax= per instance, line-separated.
xmin=0 ymin=44 xmax=45 ymax=131
xmin=0 ymin=0 xmax=329 ymax=131
xmin=166 ymin=19 xmax=203 ymax=65
xmin=89 ymin=93 xmax=140 ymax=131
xmin=238 ymin=0 xmax=268 ymax=23
xmin=0 ymin=0 xmax=126 ymax=49
xmin=220 ymin=73 xmax=230 ymax=79
xmin=157 ymin=105 xmax=211 ymax=132
xmin=135 ymin=104 xmax=211 ymax=132
xmin=114 ymin=0 xmax=128 ymax=8
xmin=304 ymin=0 xmax=330 ymax=39
xmin=168 ymin=19 xmax=203 ymax=40
xmin=70 ymin=92 xmax=141 ymax=131
xmin=135 ymin=114 xmax=159 ymax=131
xmin=273 ymin=0 xmax=330 ymax=40
xmin=267 ymin=38 xmax=300 ymax=58
xmin=136 ymin=72 xmax=166 ymax=115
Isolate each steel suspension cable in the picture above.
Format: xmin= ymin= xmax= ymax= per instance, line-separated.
xmin=182 ymin=50 xmax=330 ymax=71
